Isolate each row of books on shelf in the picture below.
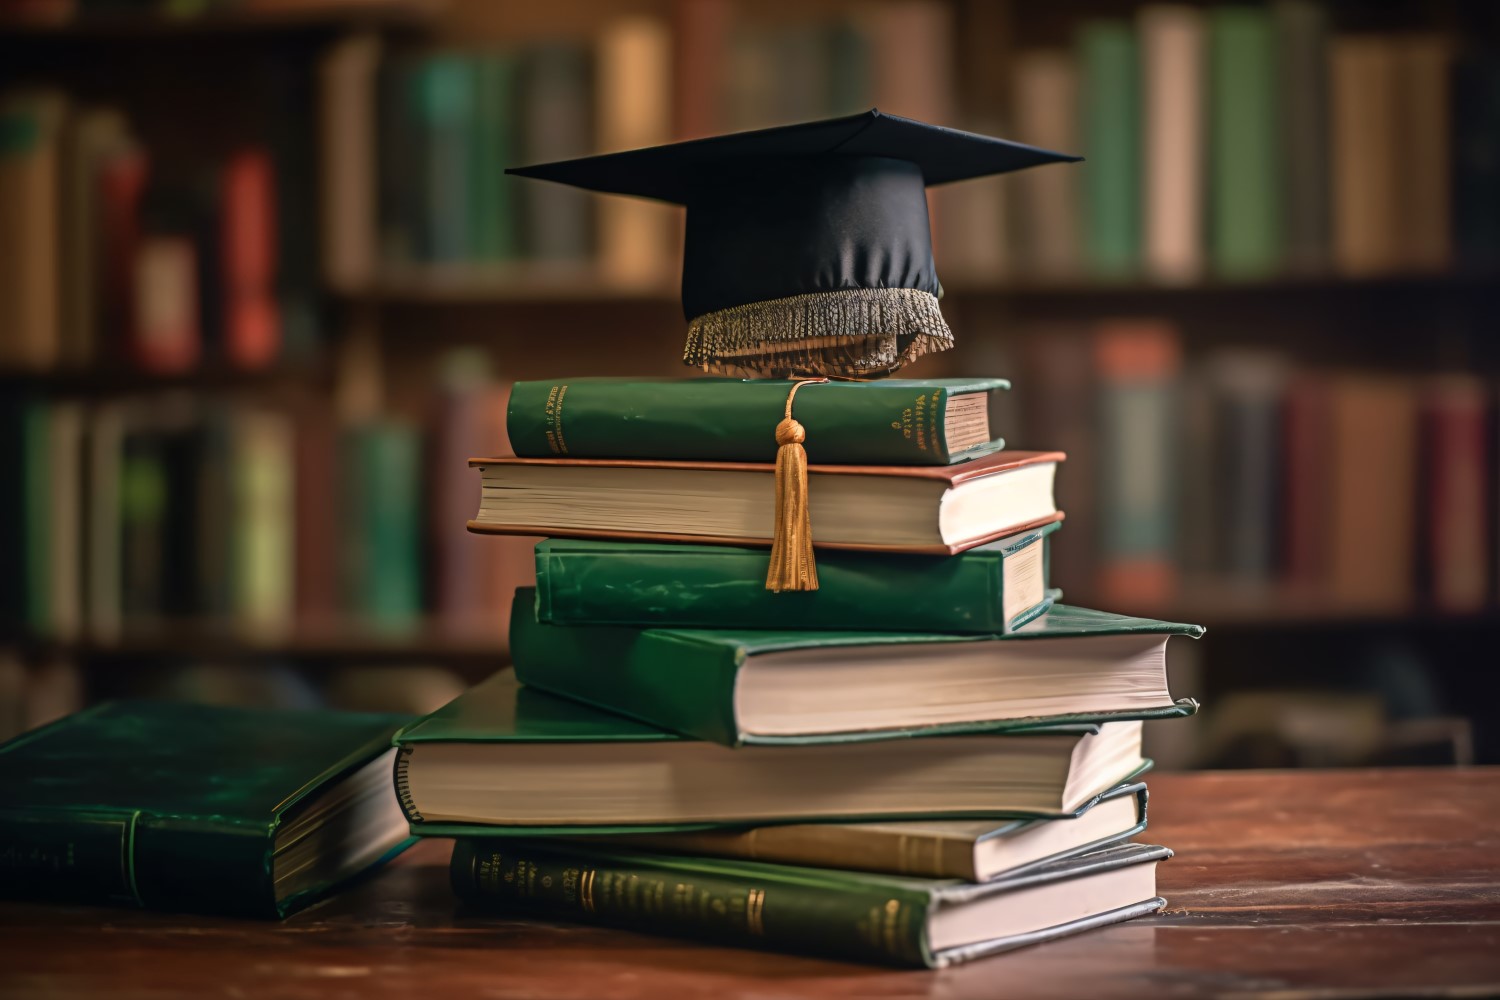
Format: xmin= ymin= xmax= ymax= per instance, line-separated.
xmin=0 ymin=88 xmax=315 ymax=374
xmin=1016 ymin=6 xmax=1499 ymax=282
xmin=1025 ymin=321 xmax=1495 ymax=615
xmin=319 ymin=2 xmax=1500 ymax=289
xmin=0 ymin=357 xmax=532 ymax=642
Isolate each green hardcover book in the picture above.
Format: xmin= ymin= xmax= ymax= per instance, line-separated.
xmin=0 ymin=702 xmax=412 ymax=917
xmin=504 ymin=376 xmax=1008 ymax=464
xmin=450 ymin=839 xmax=1171 ymax=968
xmin=1210 ymin=6 xmax=1281 ymax=277
xmin=509 ymin=588 xmax=1201 ymax=747
xmin=1078 ymin=20 xmax=1141 ymax=277
xmin=340 ymin=423 xmax=423 ymax=631
xmin=469 ymin=52 xmax=519 ymax=261
xmin=393 ymin=671 xmax=1156 ymax=834
xmin=533 ymin=521 xmax=1059 ymax=633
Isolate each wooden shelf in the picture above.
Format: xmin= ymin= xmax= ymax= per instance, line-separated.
xmin=342 ymin=267 xmax=1500 ymax=308
xmin=0 ymin=0 xmax=438 ymax=39
xmin=3 ymin=621 xmax=508 ymax=664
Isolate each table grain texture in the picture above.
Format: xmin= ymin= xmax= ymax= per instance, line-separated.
xmin=2 ymin=768 xmax=1498 ymax=999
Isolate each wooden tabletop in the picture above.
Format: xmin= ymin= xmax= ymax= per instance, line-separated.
xmin=3 ymin=768 xmax=1498 ymax=999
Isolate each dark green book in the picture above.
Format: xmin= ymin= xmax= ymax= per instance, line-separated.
xmin=469 ymin=52 xmax=519 ymax=261
xmin=393 ymin=671 xmax=1154 ymax=834
xmin=533 ymin=521 xmax=1059 ymax=633
xmin=1078 ymin=20 xmax=1141 ymax=277
xmin=505 ymin=376 xmax=1008 ymax=464
xmin=509 ymin=589 xmax=1201 ymax=747
xmin=1209 ymin=6 xmax=1281 ymax=277
xmin=450 ymin=839 xmax=1171 ymax=967
xmin=0 ymin=702 xmax=412 ymax=917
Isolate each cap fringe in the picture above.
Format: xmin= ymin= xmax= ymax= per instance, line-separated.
xmin=684 ymin=287 xmax=952 ymax=378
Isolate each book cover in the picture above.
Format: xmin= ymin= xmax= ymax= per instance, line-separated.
xmin=319 ymin=32 xmax=381 ymax=291
xmin=450 ymin=838 xmax=1170 ymax=968
xmin=340 ymin=422 xmax=423 ymax=631
xmin=1273 ymin=0 xmax=1330 ymax=273
xmin=1140 ymin=5 xmax=1205 ymax=284
xmin=1208 ymin=6 xmax=1280 ymax=277
xmin=0 ymin=91 xmax=65 ymax=372
xmin=1424 ymin=377 xmax=1488 ymax=612
xmin=1011 ymin=50 xmax=1082 ymax=279
xmin=505 ymin=376 xmax=1008 ymax=465
xmin=219 ymin=148 xmax=281 ymax=369
xmin=1330 ymin=36 xmax=1400 ymax=276
xmin=0 ymin=702 xmax=411 ymax=917
xmin=532 ymin=523 xmax=1059 ymax=634
xmin=417 ymin=54 xmax=475 ymax=264
xmin=509 ymin=588 xmax=1202 ymax=747
xmin=519 ymin=43 xmax=593 ymax=260
xmin=1094 ymin=321 xmax=1180 ymax=605
xmin=1077 ymin=21 xmax=1140 ymax=277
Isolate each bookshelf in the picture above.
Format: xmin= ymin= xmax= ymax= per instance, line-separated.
xmin=2 ymin=0 xmax=1499 ymax=768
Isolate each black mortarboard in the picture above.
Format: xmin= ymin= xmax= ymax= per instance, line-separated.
xmin=508 ymin=109 xmax=1079 ymax=378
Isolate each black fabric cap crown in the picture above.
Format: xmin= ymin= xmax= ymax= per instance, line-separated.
xmin=508 ymin=110 xmax=1079 ymax=377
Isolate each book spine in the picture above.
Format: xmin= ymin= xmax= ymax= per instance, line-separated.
xmin=1140 ymin=4 xmax=1205 ymax=284
xmin=506 ymin=380 xmax=982 ymax=464
xmin=1078 ymin=20 xmax=1141 ymax=277
xmin=608 ymin=825 xmax=977 ymax=881
xmin=1273 ymin=0 xmax=1330 ymax=273
xmin=533 ymin=536 xmax=1051 ymax=633
xmin=1208 ymin=6 xmax=1280 ymax=277
xmin=450 ymin=840 xmax=930 ymax=967
xmin=0 ymin=807 xmax=275 ymax=917
xmin=508 ymin=588 xmax=744 ymax=746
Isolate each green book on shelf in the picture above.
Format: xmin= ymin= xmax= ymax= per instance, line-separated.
xmin=1210 ymin=6 xmax=1282 ymax=277
xmin=469 ymin=52 xmax=519 ymax=261
xmin=0 ymin=702 xmax=412 ymax=918
xmin=415 ymin=54 xmax=475 ymax=263
xmin=532 ymin=521 xmax=1059 ymax=633
xmin=505 ymin=376 xmax=1009 ymax=465
xmin=450 ymin=838 xmax=1171 ymax=968
xmin=1078 ymin=20 xmax=1141 ymax=277
xmin=339 ymin=423 xmax=423 ymax=630
xmin=393 ymin=671 xmax=1156 ymax=834
xmin=509 ymin=588 xmax=1201 ymax=748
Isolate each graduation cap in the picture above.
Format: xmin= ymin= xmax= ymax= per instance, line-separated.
xmin=508 ymin=109 xmax=1079 ymax=379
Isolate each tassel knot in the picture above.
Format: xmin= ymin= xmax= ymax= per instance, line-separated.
xmin=766 ymin=380 xmax=826 ymax=593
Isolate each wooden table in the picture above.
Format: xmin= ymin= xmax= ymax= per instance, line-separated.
xmin=3 ymin=769 xmax=1499 ymax=999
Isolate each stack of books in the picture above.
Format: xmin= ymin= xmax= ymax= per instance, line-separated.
xmin=393 ymin=375 xmax=1204 ymax=968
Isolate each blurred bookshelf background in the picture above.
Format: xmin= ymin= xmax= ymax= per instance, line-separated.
xmin=1 ymin=0 xmax=1498 ymax=770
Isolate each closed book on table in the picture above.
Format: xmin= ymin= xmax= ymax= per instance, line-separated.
xmin=450 ymin=838 xmax=1171 ymax=968
xmin=0 ymin=702 xmax=412 ymax=918
xmin=532 ymin=522 xmax=1059 ymax=634
xmin=603 ymin=781 xmax=1150 ymax=883
xmin=393 ymin=672 xmax=1157 ymax=833
xmin=505 ymin=377 xmax=1009 ymax=465
xmin=468 ymin=450 xmax=1063 ymax=556
xmin=509 ymin=588 xmax=1201 ymax=747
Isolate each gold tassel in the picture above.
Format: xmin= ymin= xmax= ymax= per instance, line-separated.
xmin=766 ymin=378 xmax=827 ymax=593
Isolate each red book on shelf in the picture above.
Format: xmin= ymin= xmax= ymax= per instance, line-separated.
xmin=1282 ymin=374 xmax=1332 ymax=588
xmin=1425 ymin=377 xmax=1489 ymax=612
xmin=220 ymin=149 xmax=281 ymax=370
xmin=98 ymin=145 xmax=148 ymax=364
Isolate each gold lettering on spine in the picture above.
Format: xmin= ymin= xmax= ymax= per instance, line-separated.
xmin=745 ymin=888 xmax=766 ymax=936
xmin=580 ymin=868 xmax=596 ymax=913
xmin=542 ymin=384 xmax=571 ymax=455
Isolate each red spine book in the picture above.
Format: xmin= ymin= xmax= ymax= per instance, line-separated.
xmin=220 ymin=149 xmax=281 ymax=370
xmin=97 ymin=146 xmax=148 ymax=364
xmin=1426 ymin=377 xmax=1489 ymax=612
xmin=1282 ymin=374 xmax=1332 ymax=588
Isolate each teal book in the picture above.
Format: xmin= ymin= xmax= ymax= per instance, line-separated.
xmin=505 ymin=376 xmax=1008 ymax=465
xmin=1078 ymin=20 xmax=1141 ymax=277
xmin=0 ymin=702 xmax=412 ymax=918
xmin=533 ymin=521 xmax=1059 ymax=634
xmin=450 ymin=839 xmax=1171 ymax=968
xmin=509 ymin=588 xmax=1201 ymax=747
xmin=1210 ymin=6 xmax=1281 ymax=277
xmin=469 ymin=52 xmax=519 ymax=261
xmin=393 ymin=671 xmax=1157 ymax=833
xmin=339 ymin=423 xmax=423 ymax=630
xmin=416 ymin=54 xmax=475 ymax=262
